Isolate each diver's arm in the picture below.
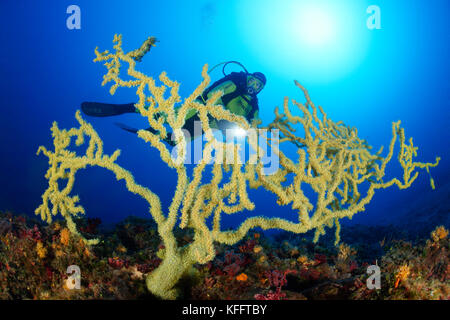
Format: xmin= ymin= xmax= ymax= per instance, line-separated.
xmin=246 ymin=96 xmax=261 ymax=125
xmin=250 ymin=109 xmax=260 ymax=124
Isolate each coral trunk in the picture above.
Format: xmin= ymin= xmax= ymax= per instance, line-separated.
xmin=146 ymin=249 xmax=195 ymax=299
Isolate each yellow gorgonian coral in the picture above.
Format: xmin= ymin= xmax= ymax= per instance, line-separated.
xmin=60 ymin=228 xmax=70 ymax=246
xmin=253 ymin=245 xmax=263 ymax=254
xmin=431 ymin=225 xmax=449 ymax=242
xmin=337 ymin=243 xmax=355 ymax=261
xmin=35 ymin=34 xmax=440 ymax=299
xmin=36 ymin=241 xmax=47 ymax=259
xmin=297 ymin=255 xmax=309 ymax=264
xmin=395 ymin=264 xmax=411 ymax=288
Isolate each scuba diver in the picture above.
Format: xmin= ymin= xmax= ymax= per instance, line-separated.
xmin=81 ymin=61 xmax=266 ymax=145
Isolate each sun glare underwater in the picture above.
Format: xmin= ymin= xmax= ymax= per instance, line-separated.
xmin=0 ymin=0 xmax=449 ymax=301
xmin=238 ymin=0 xmax=371 ymax=82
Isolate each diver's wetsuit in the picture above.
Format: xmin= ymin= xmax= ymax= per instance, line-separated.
xmin=182 ymin=71 xmax=260 ymax=138
xmin=81 ymin=71 xmax=260 ymax=141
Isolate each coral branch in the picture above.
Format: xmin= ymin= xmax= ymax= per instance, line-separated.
xmin=36 ymin=34 xmax=440 ymax=299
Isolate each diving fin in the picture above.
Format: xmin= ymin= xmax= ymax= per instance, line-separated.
xmin=114 ymin=123 xmax=176 ymax=146
xmin=81 ymin=102 xmax=136 ymax=117
xmin=114 ymin=122 xmax=160 ymax=135
xmin=114 ymin=122 xmax=140 ymax=134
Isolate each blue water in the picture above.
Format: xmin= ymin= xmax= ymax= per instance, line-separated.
xmin=0 ymin=0 xmax=448 ymax=233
